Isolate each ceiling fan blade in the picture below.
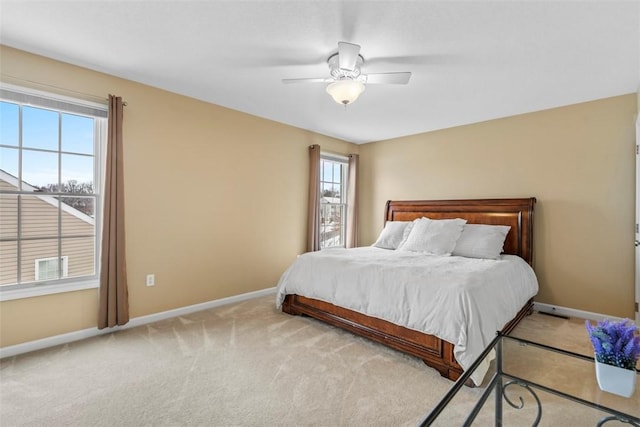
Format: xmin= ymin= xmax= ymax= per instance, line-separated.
xmin=363 ymin=72 xmax=412 ymax=85
xmin=338 ymin=41 xmax=361 ymax=71
xmin=282 ymin=77 xmax=333 ymax=84
xmin=365 ymin=53 xmax=459 ymax=67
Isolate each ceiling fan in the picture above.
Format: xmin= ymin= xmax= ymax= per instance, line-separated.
xmin=282 ymin=41 xmax=412 ymax=106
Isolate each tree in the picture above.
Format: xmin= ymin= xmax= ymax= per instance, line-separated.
xmin=322 ymin=189 xmax=340 ymax=198
xmin=36 ymin=180 xmax=94 ymax=217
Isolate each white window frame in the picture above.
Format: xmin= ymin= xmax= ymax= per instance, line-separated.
xmin=319 ymin=153 xmax=349 ymax=249
xmin=0 ymin=83 xmax=107 ymax=301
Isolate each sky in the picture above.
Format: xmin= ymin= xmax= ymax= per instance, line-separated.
xmin=0 ymin=101 xmax=95 ymax=189
xmin=320 ymin=159 xmax=343 ymax=195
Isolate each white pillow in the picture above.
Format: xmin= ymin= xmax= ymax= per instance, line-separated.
xmin=396 ymin=220 xmax=416 ymax=250
xmin=452 ymin=224 xmax=511 ymax=259
xmin=398 ymin=217 xmax=467 ymax=255
xmin=372 ymin=221 xmax=411 ymax=249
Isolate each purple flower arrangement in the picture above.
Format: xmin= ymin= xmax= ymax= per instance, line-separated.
xmin=585 ymin=318 xmax=640 ymax=370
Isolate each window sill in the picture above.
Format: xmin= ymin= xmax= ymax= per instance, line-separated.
xmin=0 ymin=279 xmax=99 ymax=302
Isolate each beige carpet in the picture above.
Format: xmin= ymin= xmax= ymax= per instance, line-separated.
xmin=1 ymin=295 xmax=638 ymax=426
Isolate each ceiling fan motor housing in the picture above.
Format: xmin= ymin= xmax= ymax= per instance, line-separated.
xmin=328 ymin=53 xmax=364 ymax=81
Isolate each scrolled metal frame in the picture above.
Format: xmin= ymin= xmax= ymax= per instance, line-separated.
xmin=420 ymin=333 xmax=640 ymax=427
xmin=502 ymin=380 xmax=542 ymax=426
xmin=596 ymin=415 xmax=640 ymax=427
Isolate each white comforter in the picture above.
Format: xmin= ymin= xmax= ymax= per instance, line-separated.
xmin=275 ymin=247 xmax=538 ymax=385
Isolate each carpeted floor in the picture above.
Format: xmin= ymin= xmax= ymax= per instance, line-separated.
xmin=1 ymin=295 xmax=638 ymax=426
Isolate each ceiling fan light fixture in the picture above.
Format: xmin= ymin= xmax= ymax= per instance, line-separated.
xmin=326 ymin=79 xmax=365 ymax=105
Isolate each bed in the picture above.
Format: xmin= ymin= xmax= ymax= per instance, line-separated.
xmin=276 ymin=198 xmax=537 ymax=385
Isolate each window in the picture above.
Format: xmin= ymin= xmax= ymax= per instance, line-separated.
xmin=0 ymin=85 xmax=107 ymax=298
xmin=35 ymin=256 xmax=69 ymax=281
xmin=320 ymin=155 xmax=348 ymax=249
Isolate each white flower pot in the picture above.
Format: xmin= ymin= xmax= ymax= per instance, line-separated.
xmin=595 ymin=360 xmax=636 ymax=398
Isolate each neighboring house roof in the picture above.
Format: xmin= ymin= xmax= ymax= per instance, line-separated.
xmin=321 ymin=196 xmax=342 ymax=204
xmin=0 ymin=169 xmax=95 ymax=225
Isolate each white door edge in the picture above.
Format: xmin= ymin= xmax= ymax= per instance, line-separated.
xmin=635 ymin=113 xmax=639 ymax=324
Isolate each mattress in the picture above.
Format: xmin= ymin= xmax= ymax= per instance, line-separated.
xmin=276 ymin=247 xmax=539 ymax=385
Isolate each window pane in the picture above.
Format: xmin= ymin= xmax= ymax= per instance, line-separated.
xmin=333 ymin=163 xmax=341 ymax=181
xmin=22 ymin=194 xmax=59 ymax=239
xmin=23 ymin=106 xmax=59 ymax=151
xmin=0 ymin=147 xmax=19 ymax=179
xmin=62 ymin=237 xmax=95 ymax=278
xmin=320 ymin=209 xmax=342 ymax=248
xmin=60 ymin=196 xmax=95 ymax=237
xmin=321 ymin=182 xmax=333 ymax=198
xmin=320 ymin=204 xmax=329 ymax=225
xmin=0 ymin=101 xmax=19 ymax=147
xmin=61 ymin=154 xmax=94 ymax=193
xmin=62 ymin=114 xmax=94 ymax=155
xmin=0 ymin=194 xmax=18 ymax=240
xmin=320 ymin=204 xmax=344 ymax=248
xmin=0 ymin=240 xmax=17 ymax=286
xmin=20 ymin=238 xmax=59 ymax=283
xmin=22 ymin=149 xmax=58 ymax=191
xmin=330 ymin=205 xmax=341 ymax=225
xmin=322 ymin=161 xmax=333 ymax=182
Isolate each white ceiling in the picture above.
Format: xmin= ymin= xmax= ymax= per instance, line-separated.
xmin=0 ymin=1 xmax=638 ymax=144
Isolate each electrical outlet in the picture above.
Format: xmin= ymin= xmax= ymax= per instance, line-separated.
xmin=146 ymin=274 xmax=155 ymax=286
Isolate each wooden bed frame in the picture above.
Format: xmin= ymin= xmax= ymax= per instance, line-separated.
xmin=282 ymin=198 xmax=536 ymax=382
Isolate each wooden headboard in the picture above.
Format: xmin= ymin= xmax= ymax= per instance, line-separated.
xmin=384 ymin=198 xmax=536 ymax=266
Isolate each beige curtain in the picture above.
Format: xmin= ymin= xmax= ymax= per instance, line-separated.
xmin=307 ymin=144 xmax=321 ymax=252
xmin=98 ymin=95 xmax=129 ymax=329
xmin=346 ymin=153 xmax=359 ymax=248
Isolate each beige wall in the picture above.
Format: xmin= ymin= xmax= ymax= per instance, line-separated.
xmin=359 ymin=94 xmax=637 ymax=318
xmin=1 ymin=44 xmax=636 ymax=348
xmin=0 ymin=46 xmax=357 ymax=347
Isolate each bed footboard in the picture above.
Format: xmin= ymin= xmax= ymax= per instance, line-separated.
xmin=283 ymin=294 xmax=535 ymax=382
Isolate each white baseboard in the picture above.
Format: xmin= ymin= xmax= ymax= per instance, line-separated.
xmin=0 ymin=287 xmax=277 ymax=359
xmin=534 ymin=302 xmax=623 ymax=322
xmin=2 ymin=293 xmax=623 ymax=359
